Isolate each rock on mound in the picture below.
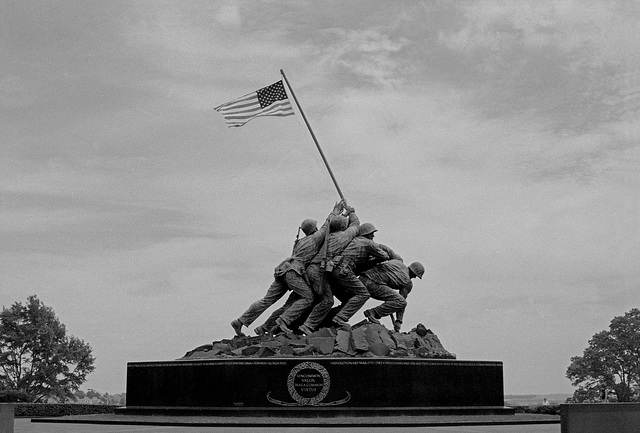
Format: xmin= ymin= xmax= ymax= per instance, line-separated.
xmin=181 ymin=322 xmax=455 ymax=360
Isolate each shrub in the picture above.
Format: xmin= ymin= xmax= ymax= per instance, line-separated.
xmin=14 ymin=403 xmax=118 ymax=418
xmin=0 ymin=390 xmax=34 ymax=403
xmin=507 ymin=404 xmax=561 ymax=416
xmin=529 ymin=404 xmax=561 ymax=415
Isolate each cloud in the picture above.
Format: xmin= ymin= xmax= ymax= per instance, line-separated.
xmin=1 ymin=190 xmax=231 ymax=254
xmin=312 ymin=28 xmax=409 ymax=87
xmin=0 ymin=75 xmax=38 ymax=108
xmin=425 ymin=1 xmax=640 ymax=135
xmin=215 ymin=1 xmax=242 ymax=26
xmin=2 ymin=0 xmax=640 ymax=396
xmin=440 ymin=1 xmax=616 ymax=54
xmin=121 ymin=3 xmax=303 ymax=85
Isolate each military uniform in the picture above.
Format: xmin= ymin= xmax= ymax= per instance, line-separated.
xmin=328 ymin=236 xmax=390 ymax=324
xmin=300 ymin=209 xmax=359 ymax=331
xmin=235 ymin=207 xmax=338 ymax=331
xmin=360 ymin=259 xmax=413 ymax=323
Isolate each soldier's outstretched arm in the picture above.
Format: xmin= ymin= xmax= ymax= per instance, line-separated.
xmin=379 ymin=243 xmax=403 ymax=261
xmin=315 ymin=201 xmax=345 ymax=240
xmin=368 ymin=241 xmax=391 ymax=262
xmin=345 ymin=205 xmax=359 ymax=228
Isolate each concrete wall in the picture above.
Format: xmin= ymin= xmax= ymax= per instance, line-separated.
xmin=0 ymin=403 xmax=15 ymax=433
xmin=561 ymin=403 xmax=640 ymax=433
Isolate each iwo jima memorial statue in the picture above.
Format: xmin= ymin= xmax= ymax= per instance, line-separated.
xmin=119 ymin=71 xmax=513 ymax=417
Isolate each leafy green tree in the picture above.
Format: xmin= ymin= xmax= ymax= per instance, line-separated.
xmin=0 ymin=389 xmax=33 ymax=402
xmin=0 ymin=295 xmax=95 ymax=402
xmin=566 ymin=308 xmax=640 ymax=402
xmin=86 ymin=388 xmax=102 ymax=400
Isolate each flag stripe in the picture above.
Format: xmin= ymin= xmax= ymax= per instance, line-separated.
xmin=222 ymin=99 xmax=293 ymax=119
xmin=214 ymin=92 xmax=255 ymax=107
xmin=214 ymin=80 xmax=294 ymax=128
xmin=220 ymin=101 xmax=293 ymax=127
xmin=215 ymin=98 xmax=260 ymax=113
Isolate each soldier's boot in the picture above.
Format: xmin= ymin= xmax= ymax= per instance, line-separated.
xmin=254 ymin=325 xmax=268 ymax=336
xmin=231 ymin=319 xmax=244 ymax=336
xmin=364 ymin=309 xmax=381 ymax=325
xmin=298 ymin=324 xmax=314 ymax=336
xmin=332 ymin=316 xmax=351 ymax=331
xmin=276 ymin=317 xmax=293 ymax=333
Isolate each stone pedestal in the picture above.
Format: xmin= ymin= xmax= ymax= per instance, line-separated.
xmin=118 ymin=357 xmax=513 ymax=417
xmin=561 ymin=403 xmax=640 ymax=433
xmin=0 ymin=403 xmax=15 ymax=433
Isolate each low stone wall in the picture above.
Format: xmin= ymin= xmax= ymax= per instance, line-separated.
xmin=1 ymin=404 xmax=15 ymax=433
xmin=14 ymin=403 xmax=119 ymax=418
xmin=561 ymin=403 xmax=640 ymax=433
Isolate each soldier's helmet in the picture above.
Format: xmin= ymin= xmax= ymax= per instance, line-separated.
xmin=358 ymin=223 xmax=377 ymax=236
xmin=329 ymin=215 xmax=348 ymax=232
xmin=300 ymin=219 xmax=317 ymax=235
xmin=408 ymin=262 xmax=425 ymax=279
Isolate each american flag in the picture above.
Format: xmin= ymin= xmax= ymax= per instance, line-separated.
xmin=214 ymin=80 xmax=295 ymax=128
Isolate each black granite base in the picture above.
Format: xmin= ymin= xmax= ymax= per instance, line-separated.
xmin=118 ymin=357 xmax=513 ymax=417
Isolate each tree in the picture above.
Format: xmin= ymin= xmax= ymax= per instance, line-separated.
xmin=0 ymin=295 xmax=95 ymax=402
xmin=566 ymin=308 xmax=640 ymax=402
xmin=86 ymin=388 xmax=103 ymax=401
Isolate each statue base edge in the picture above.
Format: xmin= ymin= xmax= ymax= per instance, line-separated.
xmin=115 ymin=405 xmax=515 ymax=417
xmin=122 ymin=357 xmax=512 ymax=417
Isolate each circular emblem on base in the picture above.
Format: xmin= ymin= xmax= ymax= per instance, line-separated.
xmin=287 ymin=361 xmax=330 ymax=406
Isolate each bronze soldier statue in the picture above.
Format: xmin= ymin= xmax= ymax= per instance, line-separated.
xmin=230 ymin=201 xmax=344 ymax=336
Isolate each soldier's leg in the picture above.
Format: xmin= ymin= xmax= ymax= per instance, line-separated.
xmin=301 ymin=264 xmax=334 ymax=332
xmin=302 ymin=290 xmax=333 ymax=331
xmin=279 ymin=271 xmax=315 ymax=325
xmin=319 ymin=304 xmax=343 ymax=328
xmin=321 ymin=275 xmax=350 ymax=326
xmin=258 ymin=302 xmax=289 ymax=334
xmin=236 ymin=277 xmax=288 ymax=328
xmin=364 ymin=279 xmax=407 ymax=319
xmin=331 ymin=279 xmax=351 ymax=304
xmin=333 ymin=269 xmax=370 ymax=324
xmin=290 ymin=304 xmax=314 ymax=330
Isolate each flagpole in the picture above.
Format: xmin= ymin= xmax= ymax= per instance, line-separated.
xmin=280 ymin=69 xmax=345 ymax=202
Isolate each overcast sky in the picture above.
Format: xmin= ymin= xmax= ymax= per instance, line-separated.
xmin=2 ymin=1 xmax=639 ymax=396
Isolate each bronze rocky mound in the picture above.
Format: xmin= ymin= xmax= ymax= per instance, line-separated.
xmin=182 ymin=321 xmax=456 ymax=360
